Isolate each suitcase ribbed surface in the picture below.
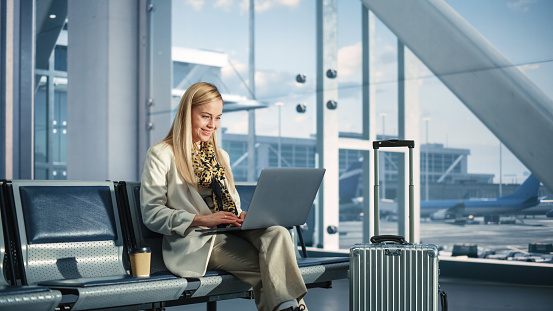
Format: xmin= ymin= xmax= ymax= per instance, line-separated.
xmin=350 ymin=243 xmax=439 ymax=311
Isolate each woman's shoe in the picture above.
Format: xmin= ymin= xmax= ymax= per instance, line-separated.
xmin=281 ymin=303 xmax=306 ymax=311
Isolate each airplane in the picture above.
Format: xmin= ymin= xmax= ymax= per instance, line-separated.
xmin=338 ymin=161 xmax=398 ymax=221
xmin=515 ymin=199 xmax=553 ymax=218
xmin=338 ymin=160 xmax=542 ymax=223
xmin=424 ymin=174 xmax=541 ymax=223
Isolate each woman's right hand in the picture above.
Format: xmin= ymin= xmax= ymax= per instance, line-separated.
xmin=192 ymin=211 xmax=243 ymax=228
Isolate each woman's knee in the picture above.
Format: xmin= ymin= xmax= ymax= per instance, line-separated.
xmin=266 ymin=225 xmax=290 ymax=235
xmin=264 ymin=226 xmax=292 ymax=242
xmin=261 ymin=226 xmax=294 ymax=250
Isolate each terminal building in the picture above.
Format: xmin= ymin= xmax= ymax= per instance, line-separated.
xmin=223 ymin=131 xmax=502 ymax=200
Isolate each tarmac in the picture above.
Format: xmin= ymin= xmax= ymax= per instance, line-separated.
xmin=340 ymin=216 xmax=553 ymax=256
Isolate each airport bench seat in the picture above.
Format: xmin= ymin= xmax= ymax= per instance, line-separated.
xmin=4 ymin=180 xmax=188 ymax=310
xmin=0 ymin=180 xmax=348 ymax=311
xmin=0 ymin=181 xmax=63 ymax=311
xmin=120 ymin=181 xmax=349 ymax=306
xmin=0 ymin=285 xmax=62 ymax=311
xmin=118 ymin=181 xmax=254 ymax=305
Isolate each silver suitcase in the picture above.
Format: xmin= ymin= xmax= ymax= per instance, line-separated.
xmin=349 ymin=140 xmax=445 ymax=311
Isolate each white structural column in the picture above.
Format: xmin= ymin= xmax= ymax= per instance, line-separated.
xmin=67 ymin=0 xmax=137 ymax=180
xmin=67 ymin=0 xmax=171 ymax=181
xmin=316 ymin=0 xmax=339 ymax=249
xmin=362 ymin=0 xmax=553 ymax=192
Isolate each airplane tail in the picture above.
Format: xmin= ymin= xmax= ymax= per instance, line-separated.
xmin=499 ymin=174 xmax=540 ymax=201
xmin=339 ymin=161 xmax=362 ymax=198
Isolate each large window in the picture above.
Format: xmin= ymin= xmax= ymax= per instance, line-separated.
xmin=171 ymin=1 xmax=552 ymax=256
xmin=35 ymin=36 xmax=68 ymax=180
xmin=29 ymin=1 xmax=549 ymax=254
xmin=24 ymin=1 xmax=551 ymax=256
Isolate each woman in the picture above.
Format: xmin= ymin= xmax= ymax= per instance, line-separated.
xmin=140 ymin=82 xmax=307 ymax=311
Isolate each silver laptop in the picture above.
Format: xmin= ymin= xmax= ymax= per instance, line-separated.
xmin=196 ymin=168 xmax=325 ymax=233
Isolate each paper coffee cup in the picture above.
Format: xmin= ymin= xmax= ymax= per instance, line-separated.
xmin=129 ymin=247 xmax=151 ymax=278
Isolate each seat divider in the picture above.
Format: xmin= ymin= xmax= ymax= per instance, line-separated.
xmin=2 ymin=181 xmax=29 ymax=285
xmin=114 ymin=181 xmax=138 ymax=272
xmin=0 ymin=181 xmax=18 ymax=285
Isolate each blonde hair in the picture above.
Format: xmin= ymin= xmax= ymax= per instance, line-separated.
xmin=161 ymin=82 xmax=235 ymax=190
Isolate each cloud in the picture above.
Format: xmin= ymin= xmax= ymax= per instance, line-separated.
xmin=186 ymin=0 xmax=204 ymax=11
xmin=222 ymin=58 xmax=309 ymax=102
xmin=215 ymin=0 xmax=234 ymax=11
xmin=337 ymin=42 xmax=407 ymax=85
xmin=507 ymin=0 xmax=537 ymax=13
xmin=255 ymin=70 xmax=298 ymax=100
xmin=338 ymin=42 xmax=362 ymax=80
xmin=222 ymin=110 xmax=249 ymax=133
xmin=379 ymin=45 xmax=397 ymax=64
xmin=239 ymin=0 xmax=301 ymax=13
xmin=518 ymin=63 xmax=540 ymax=73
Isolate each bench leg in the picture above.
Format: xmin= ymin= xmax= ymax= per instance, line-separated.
xmin=207 ymin=301 xmax=217 ymax=311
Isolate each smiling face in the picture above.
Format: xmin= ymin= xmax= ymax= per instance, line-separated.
xmin=191 ymin=99 xmax=223 ymax=145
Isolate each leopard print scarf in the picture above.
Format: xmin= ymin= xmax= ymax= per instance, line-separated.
xmin=192 ymin=141 xmax=238 ymax=216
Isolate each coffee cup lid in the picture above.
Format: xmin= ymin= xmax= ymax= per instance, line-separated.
xmin=130 ymin=247 xmax=151 ymax=253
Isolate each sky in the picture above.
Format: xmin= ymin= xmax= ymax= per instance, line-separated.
xmin=171 ymin=0 xmax=553 ymax=184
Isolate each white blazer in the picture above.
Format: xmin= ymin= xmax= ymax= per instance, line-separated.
xmin=140 ymin=142 xmax=242 ymax=277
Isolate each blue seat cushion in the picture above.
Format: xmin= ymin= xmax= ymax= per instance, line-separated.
xmin=235 ymin=185 xmax=256 ymax=211
xmin=19 ymin=186 xmax=118 ymax=244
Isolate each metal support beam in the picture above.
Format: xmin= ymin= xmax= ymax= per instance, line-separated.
xmin=397 ymin=40 xmax=421 ymax=243
xmin=316 ymin=0 xmax=339 ymax=249
xmin=3 ymin=0 xmax=35 ymax=179
xmin=137 ymin=0 xmax=149 ymax=176
xmin=146 ymin=0 xmax=173 ymax=149
xmin=17 ymin=0 xmax=34 ymax=180
xmin=247 ymin=0 xmax=257 ymax=182
xmin=139 ymin=0 xmax=173 ymax=177
xmin=361 ymin=6 xmax=377 ymax=243
xmin=247 ymin=111 xmax=256 ymax=180
xmin=0 ymin=0 xmax=6 ymax=178
xmin=397 ymin=40 xmax=407 ymax=239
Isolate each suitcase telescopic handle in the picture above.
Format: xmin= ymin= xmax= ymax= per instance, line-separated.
xmin=370 ymin=235 xmax=408 ymax=244
xmin=373 ymin=139 xmax=416 ymax=242
xmin=373 ymin=139 xmax=415 ymax=149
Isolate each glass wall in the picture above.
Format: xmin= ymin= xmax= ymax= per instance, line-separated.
xmin=171 ymin=0 xmax=553 ymax=257
xmin=34 ymin=34 xmax=68 ymax=180
xmin=24 ymin=1 xmax=551 ymax=256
